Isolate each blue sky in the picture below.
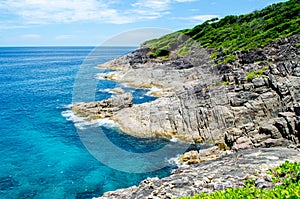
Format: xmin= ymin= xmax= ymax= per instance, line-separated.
xmin=0 ymin=0 xmax=287 ymax=46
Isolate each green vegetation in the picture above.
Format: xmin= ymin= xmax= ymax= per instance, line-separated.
xmin=145 ymin=32 xmax=189 ymax=58
xmin=145 ymin=0 xmax=300 ymax=58
xmin=184 ymin=0 xmax=299 ymax=52
xmin=215 ymin=81 xmax=229 ymax=86
xmin=218 ymin=54 xmax=237 ymax=64
xmin=180 ymin=161 xmax=300 ymax=199
xmin=246 ymin=66 xmax=269 ymax=82
xmin=149 ymin=49 xmax=169 ymax=58
xmin=296 ymin=42 xmax=300 ymax=48
xmin=268 ymin=161 xmax=300 ymax=186
xmin=210 ymin=51 xmax=219 ymax=60
xmin=178 ymin=45 xmax=191 ymax=57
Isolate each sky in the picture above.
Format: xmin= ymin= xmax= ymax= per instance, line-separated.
xmin=0 ymin=0 xmax=287 ymax=46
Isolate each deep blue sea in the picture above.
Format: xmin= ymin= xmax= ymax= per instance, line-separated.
xmin=0 ymin=47 xmax=173 ymax=199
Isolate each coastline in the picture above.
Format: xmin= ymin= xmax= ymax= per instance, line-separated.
xmin=72 ymin=34 xmax=300 ymax=146
xmin=70 ymin=33 xmax=300 ymax=198
xmin=95 ymin=147 xmax=300 ymax=199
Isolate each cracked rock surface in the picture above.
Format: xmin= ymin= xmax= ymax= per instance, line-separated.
xmin=96 ymin=147 xmax=300 ymax=199
xmin=73 ymin=34 xmax=300 ymax=148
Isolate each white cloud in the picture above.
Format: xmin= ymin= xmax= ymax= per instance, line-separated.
xmin=132 ymin=0 xmax=171 ymax=11
xmin=21 ymin=34 xmax=41 ymax=39
xmin=0 ymin=0 xmax=131 ymax=24
xmin=129 ymin=0 xmax=173 ymax=21
xmin=190 ymin=15 xmax=219 ymax=22
xmin=0 ymin=0 xmax=200 ymax=25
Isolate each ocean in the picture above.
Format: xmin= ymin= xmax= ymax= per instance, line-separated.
xmin=0 ymin=47 xmax=173 ymax=199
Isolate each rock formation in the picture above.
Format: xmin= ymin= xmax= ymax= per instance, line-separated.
xmin=69 ymin=32 xmax=300 ymax=199
xmin=71 ymin=93 xmax=133 ymax=120
xmin=95 ymin=147 xmax=300 ymax=199
xmin=73 ymin=34 xmax=300 ymax=150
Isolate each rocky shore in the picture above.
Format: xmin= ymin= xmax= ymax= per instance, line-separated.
xmin=96 ymin=147 xmax=300 ymax=199
xmin=72 ymin=34 xmax=300 ymax=198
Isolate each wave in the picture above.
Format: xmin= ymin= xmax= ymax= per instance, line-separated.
xmin=170 ymin=136 xmax=179 ymax=143
xmin=98 ymin=88 xmax=114 ymax=94
xmin=94 ymin=73 xmax=105 ymax=80
xmin=61 ymin=109 xmax=117 ymax=130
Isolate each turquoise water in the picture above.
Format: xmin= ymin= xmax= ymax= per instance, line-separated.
xmin=0 ymin=47 xmax=173 ymax=199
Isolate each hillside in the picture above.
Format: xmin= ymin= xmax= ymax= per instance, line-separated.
xmin=145 ymin=0 xmax=300 ymax=58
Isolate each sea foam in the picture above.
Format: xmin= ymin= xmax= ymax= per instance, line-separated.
xmin=61 ymin=109 xmax=117 ymax=130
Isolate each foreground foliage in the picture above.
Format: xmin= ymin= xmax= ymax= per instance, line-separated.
xmin=180 ymin=161 xmax=300 ymax=199
xmin=146 ymin=0 xmax=300 ymax=58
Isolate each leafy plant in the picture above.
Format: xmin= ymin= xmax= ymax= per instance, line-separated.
xmin=246 ymin=66 xmax=269 ymax=82
xmin=268 ymin=161 xmax=300 ymax=185
xmin=245 ymin=179 xmax=255 ymax=188
xmin=246 ymin=72 xmax=256 ymax=82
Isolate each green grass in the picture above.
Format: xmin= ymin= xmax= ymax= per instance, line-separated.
xmin=218 ymin=54 xmax=237 ymax=64
xmin=180 ymin=161 xmax=300 ymax=199
xmin=246 ymin=66 xmax=269 ymax=82
xmin=144 ymin=0 xmax=300 ymax=58
xmin=178 ymin=45 xmax=191 ymax=57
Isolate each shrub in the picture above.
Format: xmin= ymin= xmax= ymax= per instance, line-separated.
xmin=268 ymin=161 xmax=300 ymax=185
xmin=246 ymin=72 xmax=256 ymax=82
xmin=155 ymin=49 xmax=169 ymax=57
xmin=149 ymin=49 xmax=169 ymax=58
xmin=145 ymin=0 xmax=300 ymax=59
xmin=246 ymin=66 xmax=269 ymax=82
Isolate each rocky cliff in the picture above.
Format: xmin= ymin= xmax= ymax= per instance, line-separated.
xmin=71 ymin=1 xmax=300 ymax=197
xmin=73 ymin=34 xmax=300 ymax=150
